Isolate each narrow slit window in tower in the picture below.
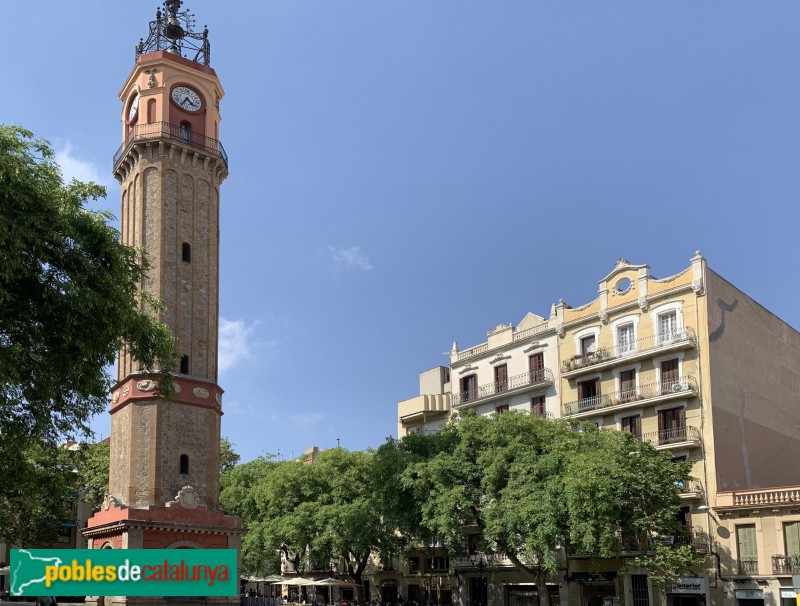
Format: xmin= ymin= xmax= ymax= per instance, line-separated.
xmin=179 ymin=454 xmax=189 ymax=475
xmin=180 ymin=355 xmax=189 ymax=374
xmin=182 ymin=242 xmax=191 ymax=263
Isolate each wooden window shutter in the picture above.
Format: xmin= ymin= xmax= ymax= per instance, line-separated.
xmin=737 ymin=525 xmax=757 ymax=560
xmin=785 ymin=522 xmax=800 ymax=557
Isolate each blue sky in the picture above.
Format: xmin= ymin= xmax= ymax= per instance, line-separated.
xmin=2 ymin=2 xmax=800 ymax=464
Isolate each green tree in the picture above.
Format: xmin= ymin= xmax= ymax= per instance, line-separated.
xmin=0 ymin=438 xmax=79 ymax=547
xmin=220 ymin=447 xmax=406 ymax=602
xmin=220 ymin=436 xmax=241 ymax=476
xmin=404 ymin=412 xmax=698 ymax=606
xmin=75 ymin=439 xmax=110 ymax=514
xmin=0 ymin=124 xmax=176 ymax=544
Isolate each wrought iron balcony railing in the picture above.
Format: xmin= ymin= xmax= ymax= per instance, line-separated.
xmin=561 ymin=328 xmax=696 ymax=375
xmin=453 ymin=368 xmax=554 ymax=407
xmin=561 ymin=377 xmax=698 ymax=416
xmin=772 ymin=555 xmax=800 ymax=575
xmin=640 ymin=425 xmax=702 ymax=447
xmin=113 ymin=121 xmax=228 ymax=170
xmin=738 ymin=558 xmax=759 ymax=575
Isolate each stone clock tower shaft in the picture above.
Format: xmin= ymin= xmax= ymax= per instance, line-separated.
xmin=108 ymin=2 xmax=228 ymax=513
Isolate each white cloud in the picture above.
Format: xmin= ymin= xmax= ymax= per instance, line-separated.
xmin=288 ymin=412 xmax=325 ymax=426
xmin=55 ymin=144 xmax=108 ymax=187
xmin=218 ymin=318 xmax=265 ymax=372
xmin=330 ymin=245 xmax=374 ymax=271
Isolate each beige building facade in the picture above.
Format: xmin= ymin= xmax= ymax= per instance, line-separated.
xmin=396 ymin=253 xmax=800 ymax=606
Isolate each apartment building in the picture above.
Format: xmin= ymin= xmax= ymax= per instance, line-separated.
xmin=711 ymin=486 xmax=800 ymax=606
xmin=396 ymin=253 xmax=800 ymax=606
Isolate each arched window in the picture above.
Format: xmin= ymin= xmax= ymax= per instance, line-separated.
xmin=179 ymin=454 xmax=189 ymax=475
xmin=180 ymin=355 xmax=189 ymax=374
xmin=147 ymin=98 xmax=156 ymax=123
xmin=182 ymin=242 xmax=191 ymax=263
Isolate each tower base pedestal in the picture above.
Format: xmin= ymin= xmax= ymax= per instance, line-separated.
xmin=83 ymin=493 xmax=244 ymax=604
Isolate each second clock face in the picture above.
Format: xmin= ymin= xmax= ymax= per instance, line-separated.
xmin=172 ymin=86 xmax=202 ymax=112
xmin=128 ymin=93 xmax=139 ymax=122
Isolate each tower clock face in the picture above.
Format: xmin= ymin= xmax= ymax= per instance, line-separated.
xmin=128 ymin=93 xmax=139 ymax=122
xmin=172 ymin=86 xmax=202 ymax=112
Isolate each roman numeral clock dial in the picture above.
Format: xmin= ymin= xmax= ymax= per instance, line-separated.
xmin=171 ymin=86 xmax=202 ymax=112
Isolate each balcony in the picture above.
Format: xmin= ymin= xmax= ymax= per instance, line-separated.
xmin=113 ymin=121 xmax=228 ymax=171
xmin=677 ymin=479 xmax=704 ymax=499
xmin=772 ymin=555 xmax=800 ymax=575
xmin=561 ymin=328 xmax=696 ymax=378
xmin=561 ymin=377 xmax=698 ymax=418
xmin=451 ymin=552 xmax=514 ymax=570
xmin=452 ymin=369 xmax=554 ymax=408
xmin=641 ymin=426 xmax=702 ymax=450
xmin=674 ymin=528 xmax=709 ymax=553
xmin=738 ymin=558 xmax=759 ymax=575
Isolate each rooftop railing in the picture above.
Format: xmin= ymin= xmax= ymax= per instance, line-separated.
xmin=113 ymin=121 xmax=228 ymax=170
xmin=733 ymin=487 xmax=800 ymax=507
xmin=453 ymin=368 xmax=553 ymax=407
xmin=456 ymin=322 xmax=552 ymax=363
xmin=561 ymin=377 xmax=698 ymax=416
xmin=561 ymin=328 xmax=696 ymax=374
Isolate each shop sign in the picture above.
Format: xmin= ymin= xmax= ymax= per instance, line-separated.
xmin=668 ymin=577 xmax=706 ymax=595
xmin=735 ymin=590 xmax=764 ymax=600
xmin=780 ymin=589 xmax=797 ymax=599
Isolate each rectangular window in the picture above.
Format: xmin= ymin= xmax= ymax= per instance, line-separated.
xmin=630 ymin=574 xmax=650 ymax=606
xmin=425 ymin=556 xmax=449 ymax=572
xmin=460 ymin=374 xmax=478 ymax=402
xmin=494 ymin=364 xmax=508 ymax=392
xmin=620 ymin=369 xmax=637 ymax=402
xmin=621 ymin=414 xmax=641 ymax=439
xmin=407 ymin=557 xmax=420 ymax=574
xmin=661 ymin=358 xmax=679 ymax=391
xmin=736 ymin=524 xmax=758 ymax=574
xmin=618 ymin=323 xmax=635 ymax=353
xmin=785 ymin=521 xmax=800 ymax=563
xmin=580 ymin=335 xmax=596 ymax=357
xmin=532 ymin=396 xmax=546 ymax=418
xmin=495 ymin=404 xmax=509 ymax=415
xmin=658 ymin=311 xmax=678 ymax=343
xmin=529 ymin=353 xmax=544 ymax=382
xmin=658 ymin=407 xmax=686 ymax=444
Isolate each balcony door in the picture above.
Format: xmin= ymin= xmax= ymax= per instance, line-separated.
xmin=658 ymin=406 xmax=686 ymax=443
xmin=620 ymin=369 xmax=637 ymax=402
xmin=470 ymin=576 xmax=487 ymax=606
xmin=661 ymin=359 xmax=679 ymax=392
xmin=460 ymin=374 xmax=478 ymax=402
xmin=529 ymin=353 xmax=544 ymax=382
xmin=621 ymin=414 xmax=641 ymax=440
xmin=494 ymin=364 xmax=508 ymax=392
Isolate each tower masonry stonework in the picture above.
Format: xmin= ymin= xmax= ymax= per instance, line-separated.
xmin=83 ymin=4 xmax=242 ymax=605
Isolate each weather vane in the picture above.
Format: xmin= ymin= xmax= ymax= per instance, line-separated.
xmin=135 ymin=1 xmax=211 ymax=66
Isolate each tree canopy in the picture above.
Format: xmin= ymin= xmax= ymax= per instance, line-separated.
xmin=0 ymin=124 xmax=176 ymax=545
xmin=0 ymin=124 xmax=176 ymax=445
xmin=401 ymin=412 xmax=702 ymax=606
xmin=221 ymin=414 xmax=701 ymax=606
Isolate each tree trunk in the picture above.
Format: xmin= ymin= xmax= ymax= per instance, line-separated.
xmin=536 ymin=568 xmax=551 ymax=606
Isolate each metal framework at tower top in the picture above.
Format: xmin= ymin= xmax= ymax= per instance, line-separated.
xmin=136 ymin=0 xmax=211 ymax=66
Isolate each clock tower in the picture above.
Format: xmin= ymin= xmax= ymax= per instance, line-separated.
xmin=83 ymin=2 xmax=242 ymax=601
